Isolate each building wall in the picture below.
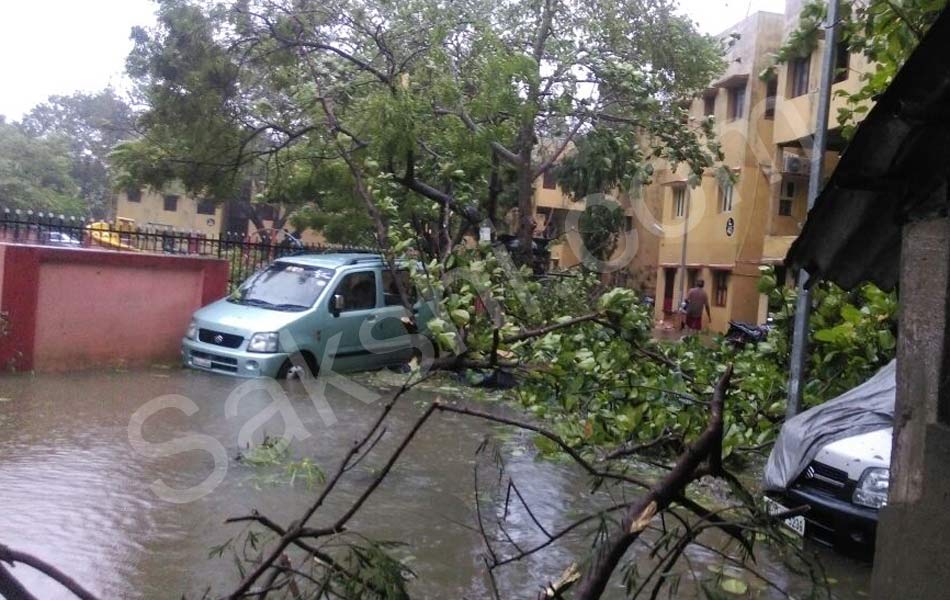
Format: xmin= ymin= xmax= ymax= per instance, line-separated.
xmin=649 ymin=3 xmax=872 ymax=333
xmin=0 ymin=244 xmax=228 ymax=372
xmin=651 ymin=11 xmax=784 ymax=332
xmin=772 ymin=0 xmax=872 ymax=146
xmin=116 ymin=188 xmax=224 ymax=236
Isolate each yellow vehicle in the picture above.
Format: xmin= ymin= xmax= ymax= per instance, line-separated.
xmin=87 ymin=217 xmax=139 ymax=251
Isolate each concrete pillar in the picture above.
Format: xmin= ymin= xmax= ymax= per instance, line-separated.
xmin=872 ymin=217 xmax=950 ymax=598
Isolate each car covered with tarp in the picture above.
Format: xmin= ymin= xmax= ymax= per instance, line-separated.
xmin=763 ymin=361 xmax=895 ymax=554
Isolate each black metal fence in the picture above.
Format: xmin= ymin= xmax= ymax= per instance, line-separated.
xmin=0 ymin=209 xmax=374 ymax=289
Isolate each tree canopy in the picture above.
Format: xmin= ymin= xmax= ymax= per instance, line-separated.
xmin=19 ymin=89 xmax=135 ymax=217
xmin=0 ymin=121 xmax=85 ymax=215
xmin=114 ymin=0 xmax=725 ymax=250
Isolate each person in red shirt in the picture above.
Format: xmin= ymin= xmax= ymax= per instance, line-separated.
xmin=684 ymin=279 xmax=711 ymax=331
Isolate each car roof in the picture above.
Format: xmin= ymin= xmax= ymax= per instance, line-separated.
xmin=275 ymin=253 xmax=383 ymax=269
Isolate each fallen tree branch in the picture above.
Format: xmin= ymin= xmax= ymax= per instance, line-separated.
xmin=0 ymin=544 xmax=98 ymax=600
xmin=592 ymin=318 xmax=697 ymax=385
xmin=504 ymin=312 xmax=601 ymax=344
xmin=603 ymin=432 xmax=674 ymax=461
xmin=226 ymin=375 xmax=430 ymax=598
xmin=573 ymin=365 xmax=733 ymax=600
xmin=0 ymin=562 xmax=39 ymax=600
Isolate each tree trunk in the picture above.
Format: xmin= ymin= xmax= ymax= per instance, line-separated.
xmin=516 ymin=152 xmax=535 ymax=266
xmin=487 ymin=153 xmax=501 ymax=226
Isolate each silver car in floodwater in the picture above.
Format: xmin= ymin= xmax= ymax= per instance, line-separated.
xmin=182 ymin=253 xmax=423 ymax=378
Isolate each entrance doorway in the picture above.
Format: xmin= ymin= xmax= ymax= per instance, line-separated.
xmin=663 ymin=268 xmax=676 ymax=313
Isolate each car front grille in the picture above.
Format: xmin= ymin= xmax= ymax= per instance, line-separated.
xmin=795 ymin=461 xmax=851 ymax=497
xmin=198 ymin=328 xmax=244 ymax=349
xmin=191 ymin=350 xmax=239 ymax=373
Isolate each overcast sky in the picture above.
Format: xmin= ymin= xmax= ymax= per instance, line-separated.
xmin=0 ymin=0 xmax=787 ymax=120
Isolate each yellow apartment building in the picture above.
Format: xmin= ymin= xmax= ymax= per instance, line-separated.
xmin=764 ymin=0 xmax=871 ymax=271
xmin=116 ymin=186 xmax=224 ymax=236
xmin=116 ymin=186 xmax=327 ymax=246
xmin=652 ymin=0 xmax=870 ymax=332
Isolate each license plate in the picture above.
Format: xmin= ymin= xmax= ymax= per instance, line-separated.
xmin=764 ymin=496 xmax=806 ymax=536
xmin=193 ymin=356 xmax=212 ymax=368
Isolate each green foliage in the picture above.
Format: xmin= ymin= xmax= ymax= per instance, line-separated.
xmin=20 ymin=89 xmax=135 ymax=217
xmin=115 ymin=0 xmax=248 ymax=200
xmin=239 ymin=435 xmax=326 ymax=489
xmin=338 ymin=540 xmax=413 ymax=600
xmin=555 ymin=129 xmax=652 ymax=200
xmin=577 ymin=200 xmax=626 ymax=262
xmin=118 ymin=0 xmax=726 ymax=248
xmin=514 ymin=266 xmax=897 ymax=458
xmin=772 ymin=0 xmax=826 ymax=64
xmin=0 ymin=121 xmax=85 ymax=214
xmin=760 ymin=266 xmax=899 ymax=404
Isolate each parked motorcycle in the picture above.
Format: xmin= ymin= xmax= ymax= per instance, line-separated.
xmin=725 ymin=320 xmax=771 ymax=346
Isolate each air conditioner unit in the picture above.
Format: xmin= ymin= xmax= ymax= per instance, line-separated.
xmin=783 ymin=153 xmax=811 ymax=176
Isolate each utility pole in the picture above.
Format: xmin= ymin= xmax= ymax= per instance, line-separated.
xmin=786 ymin=0 xmax=840 ymax=419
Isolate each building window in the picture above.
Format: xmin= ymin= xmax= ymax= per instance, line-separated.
xmin=542 ymin=169 xmax=557 ymax=190
xmin=779 ymin=180 xmax=795 ymax=216
xmin=673 ymin=186 xmax=687 ymax=218
xmin=789 ymin=55 xmax=811 ymax=98
xmin=126 ymin=188 xmax=142 ymax=203
xmin=703 ymin=92 xmax=716 ymax=116
xmin=764 ymin=79 xmax=778 ymax=119
xmin=197 ymin=199 xmax=216 ymax=215
xmin=163 ymin=194 xmax=179 ymax=212
xmin=719 ymin=181 xmax=735 ymax=213
xmin=834 ymin=41 xmax=850 ymax=83
xmin=713 ymin=270 xmax=729 ymax=307
xmin=728 ymin=85 xmax=746 ymax=120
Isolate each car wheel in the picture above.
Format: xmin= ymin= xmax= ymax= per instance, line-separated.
xmin=276 ymin=354 xmax=317 ymax=379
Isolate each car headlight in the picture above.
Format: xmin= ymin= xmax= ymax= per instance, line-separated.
xmin=247 ymin=332 xmax=280 ymax=353
xmin=853 ymin=467 xmax=890 ymax=509
xmin=185 ymin=320 xmax=197 ymax=340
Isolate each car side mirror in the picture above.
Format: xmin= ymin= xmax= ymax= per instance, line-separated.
xmin=331 ymin=293 xmax=345 ymax=316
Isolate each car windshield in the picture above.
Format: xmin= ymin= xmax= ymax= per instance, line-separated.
xmin=231 ymin=263 xmax=335 ymax=311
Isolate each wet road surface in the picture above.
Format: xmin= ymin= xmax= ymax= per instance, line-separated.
xmin=0 ymin=368 xmax=871 ymax=598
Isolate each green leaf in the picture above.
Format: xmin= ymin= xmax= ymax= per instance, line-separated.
xmin=877 ymin=329 xmax=896 ymax=350
xmin=841 ymin=303 xmax=863 ymax=324
xmin=719 ymin=578 xmax=748 ymax=595
xmin=450 ymin=309 xmax=471 ymax=326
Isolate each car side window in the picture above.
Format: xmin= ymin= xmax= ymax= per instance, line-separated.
xmin=333 ymin=271 xmax=377 ymax=312
xmin=382 ymin=270 xmax=417 ymax=306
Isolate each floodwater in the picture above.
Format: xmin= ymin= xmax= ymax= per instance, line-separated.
xmin=0 ymin=369 xmax=871 ymax=599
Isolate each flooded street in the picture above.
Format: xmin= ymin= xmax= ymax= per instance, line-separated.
xmin=0 ymin=369 xmax=871 ymax=599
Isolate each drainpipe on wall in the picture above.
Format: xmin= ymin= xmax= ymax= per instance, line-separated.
xmin=786 ymin=0 xmax=840 ymax=419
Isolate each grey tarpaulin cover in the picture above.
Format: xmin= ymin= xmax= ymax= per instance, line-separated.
xmin=763 ymin=360 xmax=896 ymax=491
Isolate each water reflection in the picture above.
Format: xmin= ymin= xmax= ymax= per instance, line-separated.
xmin=0 ymin=369 xmax=870 ymax=598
